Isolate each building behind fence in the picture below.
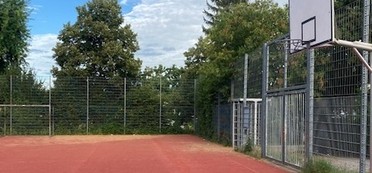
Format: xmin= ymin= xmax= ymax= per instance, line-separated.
xmin=0 ymin=76 xmax=196 ymax=135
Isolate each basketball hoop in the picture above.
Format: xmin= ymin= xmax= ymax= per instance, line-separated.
xmin=289 ymin=0 xmax=335 ymax=53
xmin=270 ymin=38 xmax=304 ymax=52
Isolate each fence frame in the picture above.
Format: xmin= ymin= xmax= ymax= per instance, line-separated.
xmin=261 ymin=35 xmax=315 ymax=167
xmin=231 ymin=98 xmax=262 ymax=149
xmin=260 ymin=1 xmax=371 ymax=170
xmin=0 ymin=76 xmax=196 ymax=136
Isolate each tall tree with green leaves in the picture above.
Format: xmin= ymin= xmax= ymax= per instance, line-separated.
xmin=185 ymin=0 xmax=288 ymax=139
xmin=203 ymin=0 xmax=244 ymax=32
xmin=0 ymin=0 xmax=30 ymax=74
xmin=184 ymin=36 xmax=212 ymax=78
xmin=187 ymin=1 xmax=288 ymax=90
xmin=136 ymin=65 xmax=194 ymax=134
xmin=52 ymin=0 xmax=141 ymax=78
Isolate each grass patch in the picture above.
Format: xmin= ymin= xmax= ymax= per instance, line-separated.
xmin=236 ymin=137 xmax=262 ymax=159
xmin=246 ymin=146 xmax=262 ymax=159
xmin=302 ymin=159 xmax=357 ymax=173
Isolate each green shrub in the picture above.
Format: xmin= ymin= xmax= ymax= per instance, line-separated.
xmin=249 ymin=146 xmax=261 ymax=159
xmin=236 ymin=137 xmax=261 ymax=159
xmin=302 ymin=159 xmax=334 ymax=173
xmin=243 ymin=137 xmax=254 ymax=153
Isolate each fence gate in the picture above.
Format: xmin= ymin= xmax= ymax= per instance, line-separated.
xmin=265 ymin=89 xmax=306 ymax=167
xmin=262 ymin=37 xmax=313 ymax=167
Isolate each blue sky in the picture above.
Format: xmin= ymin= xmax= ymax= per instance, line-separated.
xmin=25 ymin=0 xmax=287 ymax=77
xmin=28 ymin=0 xmax=140 ymax=35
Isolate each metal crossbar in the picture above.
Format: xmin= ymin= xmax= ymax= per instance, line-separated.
xmin=0 ymin=104 xmax=50 ymax=107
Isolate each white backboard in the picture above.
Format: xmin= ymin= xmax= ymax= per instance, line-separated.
xmin=289 ymin=0 xmax=335 ymax=53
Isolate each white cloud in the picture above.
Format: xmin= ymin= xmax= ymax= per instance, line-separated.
xmin=26 ymin=34 xmax=58 ymax=77
xmin=275 ymin=0 xmax=287 ymax=7
xmin=120 ymin=0 xmax=128 ymax=5
xmin=26 ymin=0 xmax=207 ymax=77
xmin=27 ymin=4 xmax=42 ymax=15
xmin=124 ymin=0 xmax=206 ymax=68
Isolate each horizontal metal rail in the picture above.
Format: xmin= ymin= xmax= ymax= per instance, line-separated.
xmin=267 ymin=85 xmax=307 ymax=95
xmin=0 ymin=104 xmax=50 ymax=108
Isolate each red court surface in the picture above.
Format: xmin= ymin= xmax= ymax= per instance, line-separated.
xmin=0 ymin=135 xmax=292 ymax=173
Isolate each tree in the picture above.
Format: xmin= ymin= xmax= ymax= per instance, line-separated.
xmin=185 ymin=0 xmax=288 ymax=140
xmin=335 ymin=0 xmax=356 ymax=9
xmin=323 ymin=0 xmax=364 ymax=96
xmin=203 ymin=0 xmax=244 ymax=32
xmin=186 ymin=1 xmax=288 ymax=95
xmin=0 ymin=0 xmax=30 ymax=74
xmin=139 ymin=65 xmax=194 ymax=133
xmin=184 ymin=36 xmax=211 ymax=78
xmin=52 ymin=0 xmax=141 ymax=78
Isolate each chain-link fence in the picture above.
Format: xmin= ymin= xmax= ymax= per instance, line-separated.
xmin=0 ymin=76 xmax=195 ymax=135
xmin=205 ymin=0 xmax=372 ymax=171
xmin=213 ymin=101 xmax=231 ymax=145
xmin=230 ymin=48 xmax=263 ymax=150
xmin=259 ymin=0 xmax=371 ymax=172
xmin=263 ymin=36 xmax=307 ymax=167
xmin=312 ymin=1 xmax=368 ymax=172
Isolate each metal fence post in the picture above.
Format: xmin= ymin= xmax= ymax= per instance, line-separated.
xmin=52 ymin=106 xmax=55 ymax=136
xmin=194 ymin=79 xmax=197 ymax=133
xmin=159 ymin=76 xmax=162 ymax=133
xmin=253 ymin=101 xmax=258 ymax=146
xmin=362 ymin=1 xmax=370 ymax=173
xmin=124 ymin=78 xmax=127 ymax=134
xmin=369 ymin=49 xmax=372 ymax=173
xmin=86 ymin=77 xmax=89 ymax=135
xmin=217 ymin=94 xmax=221 ymax=141
xmin=360 ymin=51 xmax=368 ymax=173
xmin=3 ymin=107 xmax=5 ymax=135
xmin=9 ymin=75 xmax=12 ymax=135
xmin=282 ymin=41 xmax=289 ymax=163
xmin=243 ymin=54 xmax=249 ymax=142
xmin=244 ymin=54 xmax=248 ymax=106
xmin=49 ymin=76 xmax=52 ymax=136
xmin=261 ymin=43 xmax=269 ymax=157
xmin=231 ymin=79 xmax=235 ymax=147
xmin=305 ymin=44 xmax=314 ymax=162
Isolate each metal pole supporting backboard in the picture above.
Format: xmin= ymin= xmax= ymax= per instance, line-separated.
xmin=360 ymin=0 xmax=372 ymax=172
xmin=361 ymin=1 xmax=370 ymax=173
xmin=360 ymin=54 xmax=368 ymax=173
